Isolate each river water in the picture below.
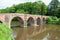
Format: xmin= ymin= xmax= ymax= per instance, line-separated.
xmin=11 ymin=24 xmax=60 ymax=40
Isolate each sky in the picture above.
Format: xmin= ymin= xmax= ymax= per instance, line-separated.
xmin=0 ymin=0 xmax=60 ymax=9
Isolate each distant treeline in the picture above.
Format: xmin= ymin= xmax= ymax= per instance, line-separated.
xmin=0 ymin=1 xmax=47 ymax=15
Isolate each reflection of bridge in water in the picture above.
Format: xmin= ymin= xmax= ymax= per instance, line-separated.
xmin=0 ymin=13 xmax=47 ymax=40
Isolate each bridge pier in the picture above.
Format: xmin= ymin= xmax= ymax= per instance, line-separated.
xmin=34 ymin=20 xmax=37 ymax=26
xmin=24 ymin=20 xmax=27 ymax=27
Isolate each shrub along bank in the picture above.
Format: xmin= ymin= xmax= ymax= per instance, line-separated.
xmin=46 ymin=16 xmax=60 ymax=24
xmin=0 ymin=23 xmax=14 ymax=40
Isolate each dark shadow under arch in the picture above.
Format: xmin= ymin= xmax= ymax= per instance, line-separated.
xmin=11 ymin=16 xmax=24 ymax=28
xmin=27 ymin=17 xmax=34 ymax=26
xmin=37 ymin=18 xmax=41 ymax=25
xmin=27 ymin=17 xmax=35 ymax=35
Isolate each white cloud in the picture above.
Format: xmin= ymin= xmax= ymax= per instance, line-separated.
xmin=0 ymin=0 xmax=22 ymax=9
xmin=42 ymin=0 xmax=51 ymax=5
xmin=1 ymin=0 xmax=57 ymax=9
xmin=0 ymin=0 xmax=37 ymax=9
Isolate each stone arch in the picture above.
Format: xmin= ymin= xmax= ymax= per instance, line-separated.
xmin=27 ymin=17 xmax=35 ymax=26
xmin=27 ymin=17 xmax=35 ymax=35
xmin=10 ymin=16 xmax=24 ymax=28
xmin=36 ymin=17 xmax=41 ymax=25
xmin=36 ymin=17 xmax=41 ymax=32
xmin=10 ymin=16 xmax=24 ymax=39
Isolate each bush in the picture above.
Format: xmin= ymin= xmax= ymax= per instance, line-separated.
xmin=46 ymin=17 xmax=52 ymax=24
xmin=0 ymin=23 xmax=13 ymax=40
xmin=46 ymin=16 xmax=58 ymax=24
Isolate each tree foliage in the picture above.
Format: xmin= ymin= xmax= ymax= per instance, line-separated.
xmin=55 ymin=8 xmax=60 ymax=18
xmin=0 ymin=0 xmax=60 ymax=18
xmin=0 ymin=1 xmax=47 ymax=15
xmin=47 ymin=0 xmax=60 ymax=18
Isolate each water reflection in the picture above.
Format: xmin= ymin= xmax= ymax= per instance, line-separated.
xmin=42 ymin=32 xmax=50 ymax=40
xmin=11 ymin=28 xmax=24 ymax=40
xmin=48 ymin=31 xmax=60 ymax=40
xmin=27 ymin=26 xmax=34 ymax=35
xmin=11 ymin=24 xmax=60 ymax=40
xmin=42 ymin=31 xmax=60 ymax=40
xmin=36 ymin=26 xmax=41 ymax=32
xmin=11 ymin=31 xmax=17 ymax=39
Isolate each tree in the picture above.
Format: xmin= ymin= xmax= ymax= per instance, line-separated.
xmin=40 ymin=3 xmax=47 ymax=15
xmin=48 ymin=0 xmax=59 ymax=16
xmin=16 ymin=9 xmax=28 ymax=14
xmin=0 ymin=1 xmax=48 ymax=15
xmin=55 ymin=8 xmax=60 ymax=18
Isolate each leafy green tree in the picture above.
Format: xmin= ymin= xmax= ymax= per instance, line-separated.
xmin=40 ymin=3 xmax=47 ymax=15
xmin=32 ymin=2 xmax=41 ymax=14
xmin=32 ymin=1 xmax=47 ymax=15
xmin=55 ymin=8 xmax=60 ymax=18
xmin=48 ymin=0 xmax=59 ymax=16
xmin=16 ymin=9 xmax=28 ymax=14
xmin=23 ymin=2 xmax=33 ymax=14
xmin=0 ymin=1 xmax=48 ymax=15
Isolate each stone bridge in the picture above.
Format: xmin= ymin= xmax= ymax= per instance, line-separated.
xmin=0 ymin=13 xmax=47 ymax=28
xmin=0 ymin=13 xmax=47 ymax=39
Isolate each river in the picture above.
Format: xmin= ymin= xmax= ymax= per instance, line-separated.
xmin=11 ymin=24 xmax=60 ymax=40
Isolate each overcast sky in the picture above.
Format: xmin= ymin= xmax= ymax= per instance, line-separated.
xmin=0 ymin=0 xmax=60 ymax=9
